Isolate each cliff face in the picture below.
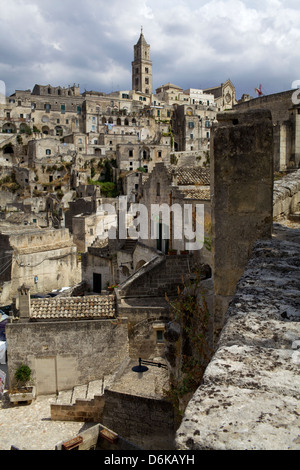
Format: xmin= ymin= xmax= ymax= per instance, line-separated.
xmin=176 ymin=230 xmax=300 ymax=450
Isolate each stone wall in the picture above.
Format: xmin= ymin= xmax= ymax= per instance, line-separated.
xmin=51 ymin=395 xmax=105 ymax=423
xmin=273 ymin=169 xmax=300 ymax=218
xmin=234 ymin=90 xmax=294 ymax=124
xmin=175 ymin=236 xmax=300 ymax=450
xmin=6 ymin=319 xmax=129 ymax=395
xmin=119 ymin=254 xmax=194 ymax=299
xmin=211 ymin=109 xmax=273 ymax=341
xmin=102 ymin=389 xmax=175 ymax=450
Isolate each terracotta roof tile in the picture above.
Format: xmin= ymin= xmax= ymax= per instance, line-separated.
xmin=176 ymin=167 xmax=210 ymax=185
xmin=30 ymin=295 xmax=116 ymax=320
xmin=180 ymin=188 xmax=211 ymax=200
xmin=167 ymin=166 xmax=210 ymax=185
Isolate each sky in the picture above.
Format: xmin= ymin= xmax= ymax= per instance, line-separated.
xmin=0 ymin=0 xmax=300 ymax=100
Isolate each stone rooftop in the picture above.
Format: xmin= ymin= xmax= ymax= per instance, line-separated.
xmin=176 ymin=227 xmax=300 ymax=450
xmin=178 ymin=187 xmax=211 ymax=200
xmin=168 ymin=166 xmax=210 ymax=186
xmin=30 ymin=295 xmax=116 ymax=320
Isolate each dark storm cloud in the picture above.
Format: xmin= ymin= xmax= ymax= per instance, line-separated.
xmin=0 ymin=0 xmax=300 ymax=98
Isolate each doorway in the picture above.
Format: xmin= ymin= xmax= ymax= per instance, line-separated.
xmin=93 ymin=273 xmax=102 ymax=293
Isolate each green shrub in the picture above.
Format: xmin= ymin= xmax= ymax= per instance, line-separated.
xmin=15 ymin=364 xmax=31 ymax=385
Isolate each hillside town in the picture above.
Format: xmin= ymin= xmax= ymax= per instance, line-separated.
xmin=0 ymin=31 xmax=299 ymax=451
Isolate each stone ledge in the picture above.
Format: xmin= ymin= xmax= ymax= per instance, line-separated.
xmin=176 ymin=236 xmax=300 ymax=450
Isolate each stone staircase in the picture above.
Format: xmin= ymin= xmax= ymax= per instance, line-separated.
xmin=54 ymin=378 xmax=109 ymax=405
xmin=121 ymin=238 xmax=138 ymax=253
xmin=50 ymin=360 xmax=132 ymax=422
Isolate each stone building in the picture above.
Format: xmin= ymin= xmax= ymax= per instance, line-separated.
xmin=0 ymin=225 xmax=79 ymax=305
xmin=203 ymin=79 xmax=237 ymax=111
xmin=234 ymin=89 xmax=300 ymax=170
xmin=138 ymin=162 xmax=211 ymax=262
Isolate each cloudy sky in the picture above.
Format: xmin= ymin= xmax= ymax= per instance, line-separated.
xmin=0 ymin=0 xmax=300 ymax=99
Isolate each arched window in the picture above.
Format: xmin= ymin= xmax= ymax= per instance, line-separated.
xmin=2 ymin=123 xmax=16 ymax=133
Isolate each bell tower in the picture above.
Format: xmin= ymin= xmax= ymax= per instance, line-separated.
xmin=132 ymin=28 xmax=153 ymax=95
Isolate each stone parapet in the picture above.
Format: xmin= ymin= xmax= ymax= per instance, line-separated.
xmin=211 ymin=108 xmax=274 ymax=340
xmin=176 ymin=236 xmax=300 ymax=450
xmin=273 ymin=169 xmax=300 ymax=218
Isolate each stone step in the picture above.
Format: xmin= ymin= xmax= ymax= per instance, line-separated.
xmin=54 ymin=379 xmax=106 ymax=405
xmin=71 ymin=384 xmax=88 ymax=404
xmin=55 ymin=389 xmax=73 ymax=404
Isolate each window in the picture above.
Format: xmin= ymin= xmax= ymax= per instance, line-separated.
xmin=145 ymin=67 xmax=149 ymax=73
xmin=158 ymin=151 xmax=162 ymax=158
xmin=129 ymin=150 xmax=133 ymax=157
xmin=77 ymin=106 xmax=81 ymax=115
xmin=156 ymin=330 xmax=164 ymax=343
xmin=61 ymin=104 xmax=65 ymax=114
xmin=157 ymin=183 xmax=160 ymax=196
xmin=145 ymin=77 xmax=149 ymax=85
xmin=188 ymin=122 xmax=194 ymax=129
xmin=46 ymin=149 xmax=51 ymax=155
xmin=44 ymin=104 xmax=51 ymax=113
xmin=190 ymin=134 xmax=194 ymax=140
